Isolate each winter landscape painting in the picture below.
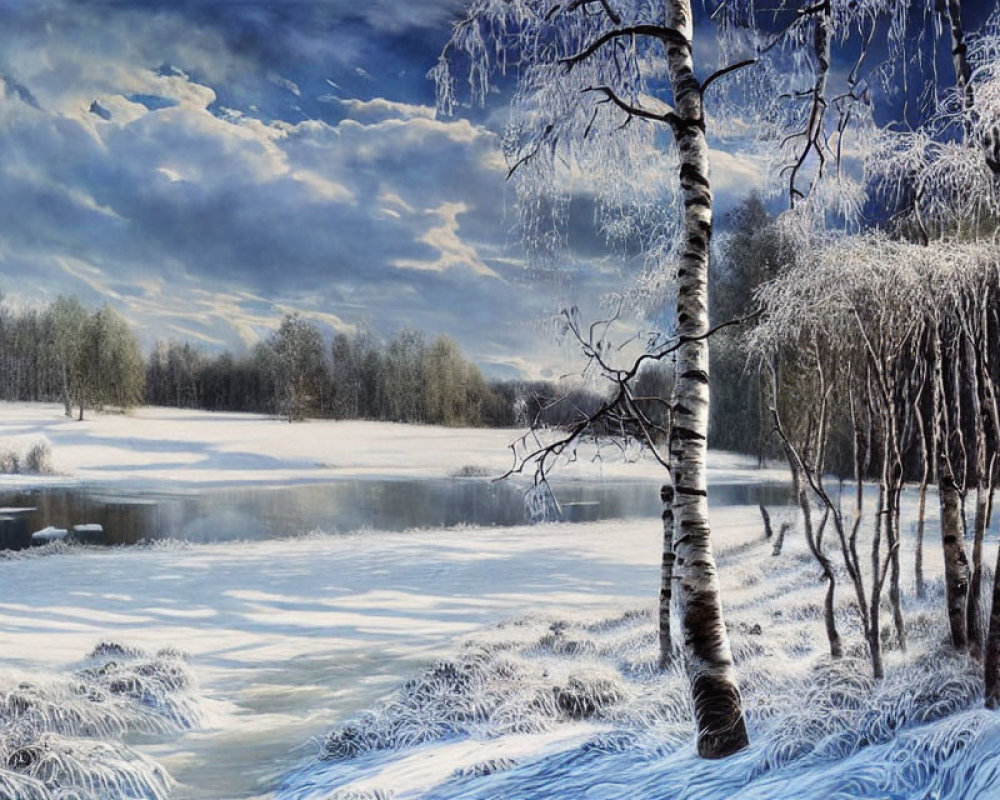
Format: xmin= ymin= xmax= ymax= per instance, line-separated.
xmin=4 ymin=0 xmax=1000 ymax=798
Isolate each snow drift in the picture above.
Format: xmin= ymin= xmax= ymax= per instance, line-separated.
xmin=279 ymin=536 xmax=1000 ymax=800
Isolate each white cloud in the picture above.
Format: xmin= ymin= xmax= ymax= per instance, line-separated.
xmin=709 ymin=148 xmax=763 ymax=193
xmin=337 ymin=97 xmax=435 ymax=122
xmin=0 ymin=0 xmax=656 ymax=379
xmin=269 ymin=73 xmax=302 ymax=96
xmin=393 ymin=202 xmax=500 ymax=278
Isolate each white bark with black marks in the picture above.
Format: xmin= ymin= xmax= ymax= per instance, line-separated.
xmin=935 ymin=322 xmax=970 ymax=650
xmin=758 ymin=504 xmax=773 ymax=540
xmin=659 ymin=483 xmax=676 ymax=669
xmin=663 ymin=0 xmax=748 ymax=760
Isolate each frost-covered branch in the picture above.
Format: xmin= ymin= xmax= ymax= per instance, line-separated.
xmin=500 ymin=309 xmax=755 ymax=486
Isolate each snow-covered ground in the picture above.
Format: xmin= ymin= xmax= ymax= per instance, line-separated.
xmin=3 ymin=492 xmax=993 ymax=800
xmin=4 ymin=402 xmax=992 ymax=800
xmin=0 ymin=402 xmax=785 ymax=487
xmin=273 ymin=492 xmax=1000 ymax=800
xmin=1 ymin=515 xmax=677 ymax=799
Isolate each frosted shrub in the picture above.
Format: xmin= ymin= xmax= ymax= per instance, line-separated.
xmin=0 ymin=439 xmax=54 ymax=474
xmin=320 ymin=628 xmax=634 ymax=763
xmin=0 ymin=447 xmax=20 ymax=474
xmin=24 ymin=442 xmax=54 ymax=475
xmin=0 ymin=642 xmax=201 ymax=800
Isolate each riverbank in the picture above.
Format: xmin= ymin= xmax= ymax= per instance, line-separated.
xmin=0 ymin=513 xmax=679 ymax=799
xmin=3 ymin=483 xmax=990 ymax=799
xmin=277 ymin=498 xmax=1000 ymax=800
xmin=0 ymin=402 xmax=785 ymax=488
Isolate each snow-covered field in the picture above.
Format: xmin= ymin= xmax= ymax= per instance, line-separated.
xmin=0 ymin=402 xmax=785 ymax=487
xmin=1 ymin=516 xmax=673 ymax=799
xmin=270 ymin=493 xmax=1000 ymax=800
xmin=4 ymin=496 xmax=995 ymax=800
xmin=2 ymin=402 xmax=995 ymax=800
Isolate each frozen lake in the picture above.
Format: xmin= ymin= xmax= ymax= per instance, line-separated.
xmin=0 ymin=478 xmax=794 ymax=548
xmin=1 ymin=406 xmax=819 ymax=799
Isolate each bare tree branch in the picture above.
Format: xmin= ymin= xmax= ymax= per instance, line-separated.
xmin=584 ymin=86 xmax=679 ymax=126
xmin=560 ymin=25 xmax=687 ymax=70
xmin=701 ymin=59 xmax=757 ymax=96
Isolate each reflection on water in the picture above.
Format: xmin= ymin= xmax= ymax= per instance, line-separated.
xmin=0 ymin=478 xmax=794 ymax=550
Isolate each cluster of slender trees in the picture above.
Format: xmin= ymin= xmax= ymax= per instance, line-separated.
xmin=0 ymin=295 xmax=606 ymax=429
xmin=147 ymin=318 xmax=508 ymax=426
xmin=0 ymin=294 xmax=144 ymax=419
xmin=145 ymin=314 xmax=611 ymax=427
xmin=437 ymin=0 xmax=1000 ymax=761
xmin=734 ymin=0 xmax=1000 ymax=707
xmin=747 ymin=236 xmax=1000 ymax=684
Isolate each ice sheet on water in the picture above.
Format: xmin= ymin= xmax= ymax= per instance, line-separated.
xmin=0 ymin=641 xmax=201 ymax=799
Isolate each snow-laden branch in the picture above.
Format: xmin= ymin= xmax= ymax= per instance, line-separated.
xmin=499 ymin=308 xmax=756 ymax=486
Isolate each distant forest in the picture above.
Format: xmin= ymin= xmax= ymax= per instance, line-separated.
xmin=0 ymin=293 xmax=622 ymax=430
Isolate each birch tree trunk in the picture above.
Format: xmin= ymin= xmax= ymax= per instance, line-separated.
xmin=772 ymin=520 xmax=789 ymax=557
xmin=870 ymin=482 xmax=886 ymax=679
xmin=945 ymin=0 xmax=974 ymax=114
xmin=982 ymin=300 xmax=1000 ymax=699
xmin=759 ymin=504 xmax=774 ymax=540
xmin=883 ymin=396 xmax=907 ymax=653
xmin=793 ymin=459 xmax=842 ymax=658
xmin=986 ymin=542 xmax=1000 ymax=706
xmin=966 ymin=324 xmax=988 ymax=660
xmin=914 ymin=433 xmax=929 ymax=600
xmin=660 ymin=483 xmax=676 ymax=669
xmin=935 ymin=323 xmax=970 ymax=649
xmin=914 ymin=359 xmax=931 ymax=599
xmin=663 ymin=0 xmax=748 ymax=759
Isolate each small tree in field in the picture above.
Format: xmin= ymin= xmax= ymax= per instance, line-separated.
xmin=49 ymin=295 xmax=88 ymax=418
xmin=77 ymin=306 xmax=144 ymax=420
xmin=269 ymin=313 xmax=326 ymax=423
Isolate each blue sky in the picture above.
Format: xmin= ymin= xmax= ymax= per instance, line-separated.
xmin=0 ymin=0 xmax=770 ymax=378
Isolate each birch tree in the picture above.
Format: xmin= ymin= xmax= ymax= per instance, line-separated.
xmin=269 ymin=313 xmax=326 ymax=423
xmin=863 ymin=8 xmax=1000 ymax=691
xmin=436 ymin=0 xmax=753 ymax=757
xmin=49 ymin=296 xmax=88 ymax=418
xmin=77 ymin=306 xmax=145 ymax=420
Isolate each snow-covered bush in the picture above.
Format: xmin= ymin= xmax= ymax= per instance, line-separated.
xmin=450 ymin=464 xmax=491 ymax=478
xmin=0 ymin=642 xmax=201 ymax=800
xmin=23 ymin=442 xmax=54 ymax=475
xmin=0 ymin=439 xmax=54 ymax=475
xmin=319 ymin=628 xmax=634 ymax=765
xmin=0 ymin=446 xmax=20 ymax=474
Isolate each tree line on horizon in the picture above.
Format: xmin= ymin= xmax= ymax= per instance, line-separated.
xmin=0 ymin=293 xmax=620 ymax=430
xmin=0 ymin=200 xmax=846 ymax=459
xmin=147 ymin=319 xmax=520 ymax=426
xmin=0 ymin=294 xmax=144 ymax=420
